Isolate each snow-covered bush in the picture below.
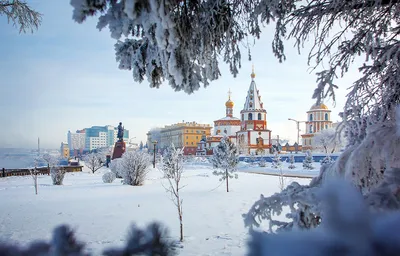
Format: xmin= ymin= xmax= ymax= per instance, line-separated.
xmin=320 ymin=155 xmax=334 ymax=166
xmin=119 ymin=151 xmax=151 ymax=186
xmin=51 ymin=167 xmax=66 ymax=185
xmin=271 ymin=152 xmax=282 ymax=169
xmin=0 ymin=222 xmax=175 ymax=255
xmin=303 ymin=150 xmax=314 ymax=170
xmin=288 ymin=154 xmax=296 ymax=169
xmin=160 ymin=144 xmax=185 ymax=242
xmin=102 ymin=172 xmax=116 ymax=183
xmin=109 ymin=158 xmax=122 ymax=178
xmin=84 ymin=153 xmax=104 ymax=173
xmin=211 ymin=137 xmax=239 ymax=192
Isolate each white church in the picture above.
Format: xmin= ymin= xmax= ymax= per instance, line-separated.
xmin=197 ymin=68 xmax=272 ymax=155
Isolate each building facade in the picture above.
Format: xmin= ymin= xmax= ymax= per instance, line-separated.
xmin=83 ymin=125 xmax=129 ymax=151
xmin=236 ymin=69 xmax=272 ymax=155
xmin=67 ymin=130 xmax=85 ymax=156
xmin=159 ymin=121 xmax=212 ymax=155
xmin=60 ymin=142 xmax=70 ymax=158
xmin=301 ymin=103 xmax=333 ymax=151
xmin=200 ymin=91 xmax=241 ymax=155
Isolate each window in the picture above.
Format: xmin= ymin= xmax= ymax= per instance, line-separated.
xmin=248 ymin=113 xmax=253 ymax=120
xmin=191 ymin=142 xmax=194 ymax=145
xmin=325 ymin=113 xmax=329 ymax=121
xmin=258 ymin=113 xmax=262 ymax=120
xmin=249 ymin=102 xmax=253 ymax=108
xmin=325 ymin=125 xmax=328 ymax=129
xmin=309 ymin=114 xmax=313 ymax=121
xmin=186 ymin=136 xmax=188 ymax=139
xmin=196 ymin=136 xmax=198 ymax=139
xmin=309 ymin=125 xmax=313 ymax=133
xmin=186 ymin=142 xmax=188 ymax=145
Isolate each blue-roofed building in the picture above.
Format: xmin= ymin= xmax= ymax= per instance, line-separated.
xmin=83 ymin=125 xmax=129 ymax=151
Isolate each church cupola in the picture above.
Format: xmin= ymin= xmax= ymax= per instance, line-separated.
xmin=225 ymin=89 xmax=234 ymax=117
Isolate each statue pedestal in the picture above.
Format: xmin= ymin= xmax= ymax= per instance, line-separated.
xmin=112 ymin=141 xmax=126 ymax=160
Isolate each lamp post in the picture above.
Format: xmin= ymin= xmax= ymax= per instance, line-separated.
xmin=152 ymin=140 xmax=158 ymax=168
xmin=288 ymin=118 xmax=306 ymax=145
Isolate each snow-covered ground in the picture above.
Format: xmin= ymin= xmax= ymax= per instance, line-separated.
xmin=0 ymin=164 xmax=311 ymax=255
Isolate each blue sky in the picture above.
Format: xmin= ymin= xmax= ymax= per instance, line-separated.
xmin=0 ymin=1 xmax=357 ymax=149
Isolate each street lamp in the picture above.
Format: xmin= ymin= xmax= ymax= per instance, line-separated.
xmin=288 ymin=118 xmax=306 ymax=145
xmin=152 ymin=140 xmax=158 ymax=168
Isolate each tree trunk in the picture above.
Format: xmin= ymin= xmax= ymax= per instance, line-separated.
xmin=177 ymin=199 xmax=183 ymax=242
xmin=34 ymin=175 xmax=38 ymax=195
xmin=226 ymin=169 xmax=229 ymax=192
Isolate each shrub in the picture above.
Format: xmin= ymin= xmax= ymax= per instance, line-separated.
xmin=102 ymin=172 xmax=116 ymax=183
xmin=51 ymin=167 xmax=66 ymax=185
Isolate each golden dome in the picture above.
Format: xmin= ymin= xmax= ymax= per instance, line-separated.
xmin=251 ymin=65 xmax=255 ymax=79
xmin=225 ymin=99 xmax=234 ymax=108
xmin=310 ymin=103 xmax=329 ymax=110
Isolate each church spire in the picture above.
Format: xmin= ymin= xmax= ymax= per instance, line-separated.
xmin=251 ymin=64 xmax=256 ymax=80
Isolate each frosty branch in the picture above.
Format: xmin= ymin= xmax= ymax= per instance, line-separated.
xmin=0 ymin=0 xmax=42 ymax=33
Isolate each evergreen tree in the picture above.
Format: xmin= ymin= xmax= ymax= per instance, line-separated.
xmin=288 ymin=154 xmax=296 ymax=169
xmin=211 ymin=137 xmax=238 ymax=192
xmin=271 ymin=152 xmax=282 ymax=169
xmin=139 ymin=141 xmax=144 ymax=150
xmin=303 ymin=150 xmax=314 ymax=170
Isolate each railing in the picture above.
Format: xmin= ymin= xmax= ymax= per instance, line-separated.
xmin=1 ymin=166 xmax=83 ymax=178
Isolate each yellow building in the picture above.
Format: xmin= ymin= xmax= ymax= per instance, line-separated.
xmin=301 ymin=103 xmax=333 ymax=151
xmin=160 ymin=121 xmax=212 ymax=155
xmin=60 ymin=142 xmax=70 ymax=158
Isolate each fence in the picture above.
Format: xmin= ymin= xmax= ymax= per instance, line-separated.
xmin=1 ymin=166 xmax=83 ymax=178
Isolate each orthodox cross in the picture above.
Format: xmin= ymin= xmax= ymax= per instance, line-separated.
xmin=228 ymin=89 xmax=232 ymax=99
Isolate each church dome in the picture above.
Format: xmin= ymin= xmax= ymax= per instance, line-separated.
xmin=310 ymin=103 xmax=329 ymax=110
xmin=225 ymin=99 xmax=234 ymax=108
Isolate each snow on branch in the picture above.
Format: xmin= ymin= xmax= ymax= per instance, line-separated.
xmin=0 ymin=222 xmax=176 ymax=256
xmin=0 ymin=0 xmax=42 ymax=33
xmin=247 ymin=178 xmax=400 ymax=256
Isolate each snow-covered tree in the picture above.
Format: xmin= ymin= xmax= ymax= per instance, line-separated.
xmin=119 ymin=150 xmax=151 ymax=186
xmin=109 ymin=158 xmax=122 ymax=178
xmin=303 ymin=150 xmax=314 ymax=170
xmin=258 ymin=157 xmax=266 ymax=167
xmin=288 ymin=154 xmax=296 ymax=169
xmin=102 ymin=172 xmax=116 ymax=183
xmin=139 ymin=141 xmax=144 ymax=151
xmin=313 ymin=128 xmax=343 ymax=154
xmin=29 ymin=157 xmax=42 ymax=195
xmin=160 ymin=144 xmax=185 ymax=242
xmin=271 ymin=152 xmax=282 ymax=169
xmin=1 ymin=0 xmax=42 ymax=33
xmin=211 ymin=137 xmax=238 ymax=192
xmin=84 ymin=153 xmax=104 ymax=174
xmin=42 ymin=153 xmax=60 ymax=174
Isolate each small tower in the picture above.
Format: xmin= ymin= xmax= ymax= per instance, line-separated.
xmin=225 ymin=89 xmax=234 ymax=117
xmin=301 ymin=103 xmax=333 ymax=151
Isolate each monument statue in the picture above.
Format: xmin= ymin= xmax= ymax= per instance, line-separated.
xmin=117 ymin=122 xmax=124 ymax=142
xmin=113 ymin=121 xmax=126 ymax=160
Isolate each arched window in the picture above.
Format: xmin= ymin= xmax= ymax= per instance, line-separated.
xmin=325 ymin=113 xmax=329 ymax=121
xmin=309 ymin=114 xmax=313 ymax=121
xmin=249 ymin=102 xmax=253 ymax=108
xmin=248 ymin=113 xmax=253 ymax=120
xmin=258 ymin=113 xmax=262 ymax=120
xmin=309 ymin=125 xmax=313 ymax=133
